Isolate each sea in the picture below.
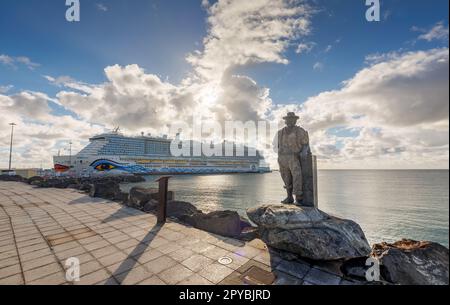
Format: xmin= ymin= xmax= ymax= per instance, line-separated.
xmin=122 ymin=170 xmax=449 ymax=247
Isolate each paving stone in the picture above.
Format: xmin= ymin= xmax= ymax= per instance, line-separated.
xmin=0 ymin=273 xmax=24 ymax=285
xmin=98 ymin=252 xmax=128 ymax=267
xmin=303 ymin=268 xmax=342 ymax=285
xmin=138 ymin=275 xmax=166 ymax=285
xmin=75 ymin=268 xmax=111 ymax=285
xmin=273 ymin=270 xmax=303 ymax=285
xmin=198 ymin=263 xmax=234 ymax=284
xmin=155 ymin=242 xmax=182 ymax=255
xmin=275 ymin=260 xmax=311 ymax=280
xmin=20 ymin=248 xmax=52 ymax=262
xmin=28 ymin=271 xmax=67 ymax=285
xmin=83 ymin=240 xmax=110 ymax=252
xmin=106 ymin=258 xmax=139 ymax=276
xmin=134 ymin=249 xmax=164 ymax=264
xmin=182 ymin=254 xmax=214 ymax=272
xmin=24 ymin=262 xmax=62 ymax=282
xmin=91 ymin=245 xmax=117 ymax=259
xmin=188 ymin=241 xmax=216 ymax=254
xmin=178 ymin=273 xmax=213 ymax=285
xmin=168 ymin=248 xmax=195 ymax=262
xmin=0 ymin=264 xmax=22 ymax=279
xmin=234 ymin=245 xmax=263 ymax=259
xmin=143 ymin=256 xmax=177 ymax=274
xmin=158 ymin=264 xmax=194 ymax=284
xmin=115 ymin=265 xmax=154 ymax=285
xmin=22 ymin=255 xmax=58 ymax=272
xmin=79 ymin=260 xmax=104 ymax=276
xmin=0 ymin=256 xmax=20 ymax=269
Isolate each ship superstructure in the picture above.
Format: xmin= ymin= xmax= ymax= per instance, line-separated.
xmin=53 ymin=131 xmax=270 ymax=176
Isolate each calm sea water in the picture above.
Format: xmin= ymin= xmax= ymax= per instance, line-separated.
xmin=122 ymin=170 xmax=449 ymax=247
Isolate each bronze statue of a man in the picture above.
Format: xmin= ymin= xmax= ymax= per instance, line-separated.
xmin=274 ymin=112 xmax=311 ymax=205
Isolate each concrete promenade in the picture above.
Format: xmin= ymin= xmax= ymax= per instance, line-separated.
xmin=0 ymin=181 xmax=354 ymax=285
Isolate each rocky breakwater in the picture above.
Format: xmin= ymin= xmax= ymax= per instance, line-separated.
xmin=127 ymin=187 xmax=255 ymax=239
xmin=247 ymin=204 xmax=449 ymax=285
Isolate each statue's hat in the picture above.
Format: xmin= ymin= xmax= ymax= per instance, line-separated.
xmin=283 ymin=112 xmax=299 ymax=120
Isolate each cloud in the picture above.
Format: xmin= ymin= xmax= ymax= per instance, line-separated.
xmin=0 ymin=92 xmax=105 ymax=168
xmin=280 ymin=47 xmax=449 ymax=169
xmin=0 ymin=54 xmax=40 ymax=70
xmin=54 ymin=0 xmax=315 ymax=132
xmin=313 ymin=62 xmax=324 ymax=71
xmin=96 ymin=3 xmax=108 ymax=12
xmin=0 ymin=85 xmax=13 ymax=94
xmin=187 ymin=0 xmax=313 ymax=81
xmin=296 ymin=42 xmax=315 ymax=54
xmin=412 ymin=21 xmax=449 ymax=42
xmin=0 ymin=54 xmax=14 ymax=66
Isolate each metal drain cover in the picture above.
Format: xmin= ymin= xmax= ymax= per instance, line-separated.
xmin=218 ymin=256 xmax=233 ymax=265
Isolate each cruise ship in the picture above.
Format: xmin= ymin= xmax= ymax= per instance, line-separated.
xmin=53 ymin=130 xmax=271 ymax=176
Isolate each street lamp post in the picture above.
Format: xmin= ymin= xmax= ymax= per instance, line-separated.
xmin=69 ymin=141 xmax=73 ymax=169
xmin=8 ymin=123 xmax=16 ymax=171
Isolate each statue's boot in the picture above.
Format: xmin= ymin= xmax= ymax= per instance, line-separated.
xmin=281 ymin=189 xmax=294 ymax=204
xmin=295 ymin=195 xmax=304 ymax=206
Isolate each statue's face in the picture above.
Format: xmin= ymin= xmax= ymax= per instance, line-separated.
xmin=285 ymin=118 xmax=298 ymax=127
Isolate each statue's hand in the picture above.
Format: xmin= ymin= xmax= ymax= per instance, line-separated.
xmin=300 ymin=145 xmax=311 ymax=159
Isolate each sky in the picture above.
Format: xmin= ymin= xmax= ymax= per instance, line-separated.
xmin=0 ymin=0 xmax=449 ymax=169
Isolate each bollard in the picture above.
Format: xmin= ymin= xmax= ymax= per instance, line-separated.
xmin=155 ymin=176 xmax=172 ymax=224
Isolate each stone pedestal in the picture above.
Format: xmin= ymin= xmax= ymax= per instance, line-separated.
xmin=301 ymin=154 xmax=318 ymax=208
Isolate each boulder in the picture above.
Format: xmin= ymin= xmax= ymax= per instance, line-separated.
xmin=167 ymin=200 xmax=201 ymax=219
xmin=190 ymin=210 xmax=242 ymax=238
xmin=371 ymin=239 xmax=449 ymax=285
xmin=0 ymin=175 xmax=25 ymax=182
xmin=89 ymin=181 xmax=120 ymax=200
xmin=28 ymin=176 xmax=44 ymax=185
xmin=247 ymin=204 xmax=371 ymax=261
xmin=143 ymin=199 xmax=159 ymax=212
xmin=129 ymin=187 xmax=174 ymax=209
xmin=113 ymin=191 xmax=129 ymax=204
xmin=341 ymin=257 xmax=371 ymax=280
xmin=122 ymin=175 xmax=146 ymax=183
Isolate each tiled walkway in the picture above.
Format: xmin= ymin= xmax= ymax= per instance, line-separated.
xmin=0 ymin=182 xmax=352 ymax=285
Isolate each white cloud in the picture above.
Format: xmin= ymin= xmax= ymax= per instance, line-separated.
xmin=412 ymin=21 xmax=449 ymax=42
xmin=296 ymin=42 xmax=315 ymax=54
xmin=187 ymin=0 xmax=313 ymax=81
xmin=0 ymin=85 xmax=13 ymax=94
xmin=0 ymin=54 xmax=14 ymax=66
xmin=0 ymin=54 xmax=40 ymax=70
xmin=279 ymin=48 xmax=449 ymax=169
xmin=96 ymin=3 xmax=108 ymax=12
xmin=313 ymin=62 xmax=324 ymax=71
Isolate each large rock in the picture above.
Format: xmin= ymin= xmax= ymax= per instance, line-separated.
xmin=27 ymin=176 xmax=44 ymax=185
xmin=0 ymin=175 xmax=25 ymax=182
xmin=129 ymin=187 xmax=174 ymax=209
xmin=371 ymin=239 xmax=449 ymax=285
xmin=247 ymin=204 xmax=371 ymax=260
xmin=89 ymin=181 xmax=120 ymax=200
xmin=190 ymin=210 xmax=242 ymax=238
xmin=167 ymin=200 xmax=201 ymax=219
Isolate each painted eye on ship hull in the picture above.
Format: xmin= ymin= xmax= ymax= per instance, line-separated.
xmin=94 ymin=163 xmax=116 ymax=171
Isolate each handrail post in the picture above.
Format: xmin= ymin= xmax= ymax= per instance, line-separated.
xmin=155 ymin=176 xmax=172 ymax=224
